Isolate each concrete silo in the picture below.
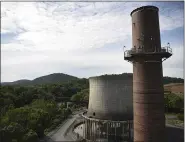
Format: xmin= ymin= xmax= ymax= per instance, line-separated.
xmin=87 ymin=75 xmax=133 ymax=121
xmin=124 ymin=6 xmax=172 ymax=142
xmin=82 ymin=75 xmax=133 ymax=142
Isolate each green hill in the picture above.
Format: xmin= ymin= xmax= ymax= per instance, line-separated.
xmin=2 ymin=79 xmax=31 ymax=86
xmin=98 ymin=73 xmax=184 ymax=85
xmin=1 ymin=73 xmax=78 ymax=86
xmin=32 ymin=73 xmax=78 ymax=85
xmin=1 ymin=73 xmax=183 ymax=86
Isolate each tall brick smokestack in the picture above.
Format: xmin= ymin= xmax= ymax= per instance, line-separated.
xmin=124 ymin=6 xmax=172 ymax=142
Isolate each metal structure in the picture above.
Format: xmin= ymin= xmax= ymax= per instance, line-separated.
xmin=124 ymin=6 xmax=172 ymax=142
xmin=81 ymin=75 xmax=134 ymax=142
xmin=82 ymin=112 xmax=133 ymax=142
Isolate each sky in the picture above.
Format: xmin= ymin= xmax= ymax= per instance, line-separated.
xmin=1 ymin=2 xmax=184 ymax=82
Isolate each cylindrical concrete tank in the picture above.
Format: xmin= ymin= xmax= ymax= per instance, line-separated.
xmin=131 ymin=6 xmax=161 ymax=52
xmin=131 ymin=6 xmax=166 ymax=142
xmin=87 ymin=75 xmax=133 ymax=121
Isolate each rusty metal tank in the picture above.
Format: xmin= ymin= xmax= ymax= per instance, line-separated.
xmin=130 ymin=6 xmax=167 ymax=142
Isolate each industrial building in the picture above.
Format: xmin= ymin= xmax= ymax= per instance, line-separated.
xmin=73 ymin=5 xmax=172 ymax=142
xmin=82 ymin=75 xmax=133 ymax=142
xmin=124 ymin=5 xmax=172 ymax=142
xmin=87 ymin=75 xmax=133 ymax=121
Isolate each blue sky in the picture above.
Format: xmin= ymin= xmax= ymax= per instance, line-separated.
xmin=1 ymin=2 xmax=184 ymax=82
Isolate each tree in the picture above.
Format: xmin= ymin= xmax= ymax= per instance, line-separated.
xmin=1 ymin=122 xmax=26 ymax=142
xmin=71 ymin=94 xmax=81 ymax=102
xmin=0 ymin=78 xmax=90 ymax=141
xmin=27 ymin=108 xmax=50 ymax=137
xmin=21 ymin=129 xmax=39 ymax=142
xmin=164 ymin=93 xmax=184 ymax=113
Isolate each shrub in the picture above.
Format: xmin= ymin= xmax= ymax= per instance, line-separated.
xmin=22 ymin=129 xmax=39 ymax=142
xmin=53 ymin=118 xmax=60 ymax=126
xmin=177 ymin=113 xmax=184 ymax=121
xmin=164 ymin=93 xmax=184 ymax=113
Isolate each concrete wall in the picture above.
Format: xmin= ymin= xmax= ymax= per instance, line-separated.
xmin=87 ymin=76 xmax=133 ymax=121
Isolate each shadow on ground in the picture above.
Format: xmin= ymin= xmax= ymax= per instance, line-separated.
xmin=40 ymin=136 xmax=53 ymax=142
xmin=166 ymin=126 xmax=184 ymax=142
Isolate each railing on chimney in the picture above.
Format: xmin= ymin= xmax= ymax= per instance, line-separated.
xmin=124 ymin=46 xmax=172 ymax=58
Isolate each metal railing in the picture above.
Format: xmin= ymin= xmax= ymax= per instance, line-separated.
xmin=124 ymin=46 xmax=172 ymax=58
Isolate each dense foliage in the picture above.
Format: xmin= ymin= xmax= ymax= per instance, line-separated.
xmin=0 ymin=74 xmax=183 ymax=141
xmin=163 ymin=76 xmax=184 ymax=85
xmin=2 ymin=73 xmax=183 ymax=86
xmin=177 ymin=113 xmax=184 ymax=121
xmin=98 ymin=73 xmax=184 ymax=85
xmin=164 ymin=93 xmax=184 ymax=113
xmin=0 ymin=78 xmax=88 ymax=142
xmin=71 ymin=89 xmax=89 ymax=102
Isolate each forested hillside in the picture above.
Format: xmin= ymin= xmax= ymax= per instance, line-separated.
xmin=99 ymin=73 xmax=184 ymax=85
xmin=0 ymin=78 xmax=88 ymax=142
xmin=2 ymin=73 xmax=183 ymax=86
xmin=1 ymin=73 xmax=78 ymax=86
xmin=0 ymin=73 xmax=183 ymax=142
xmin=163 ymin=76 xmax=184 ymax=84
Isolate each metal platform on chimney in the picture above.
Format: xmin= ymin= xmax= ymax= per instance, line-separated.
xmin=124 ymin=46 xmax=172 ymax=62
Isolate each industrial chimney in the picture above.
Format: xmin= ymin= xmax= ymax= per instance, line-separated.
xmin=124 ymin=6 xmax=172 ymax=142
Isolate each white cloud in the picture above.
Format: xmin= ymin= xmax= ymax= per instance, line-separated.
xmin=160 ymin=13 xmax=183 ymax=31
xmin=164 ymin=46 xmax=183 ymax=68
xmin=1 ymin=2 xmax=184 ymax=82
